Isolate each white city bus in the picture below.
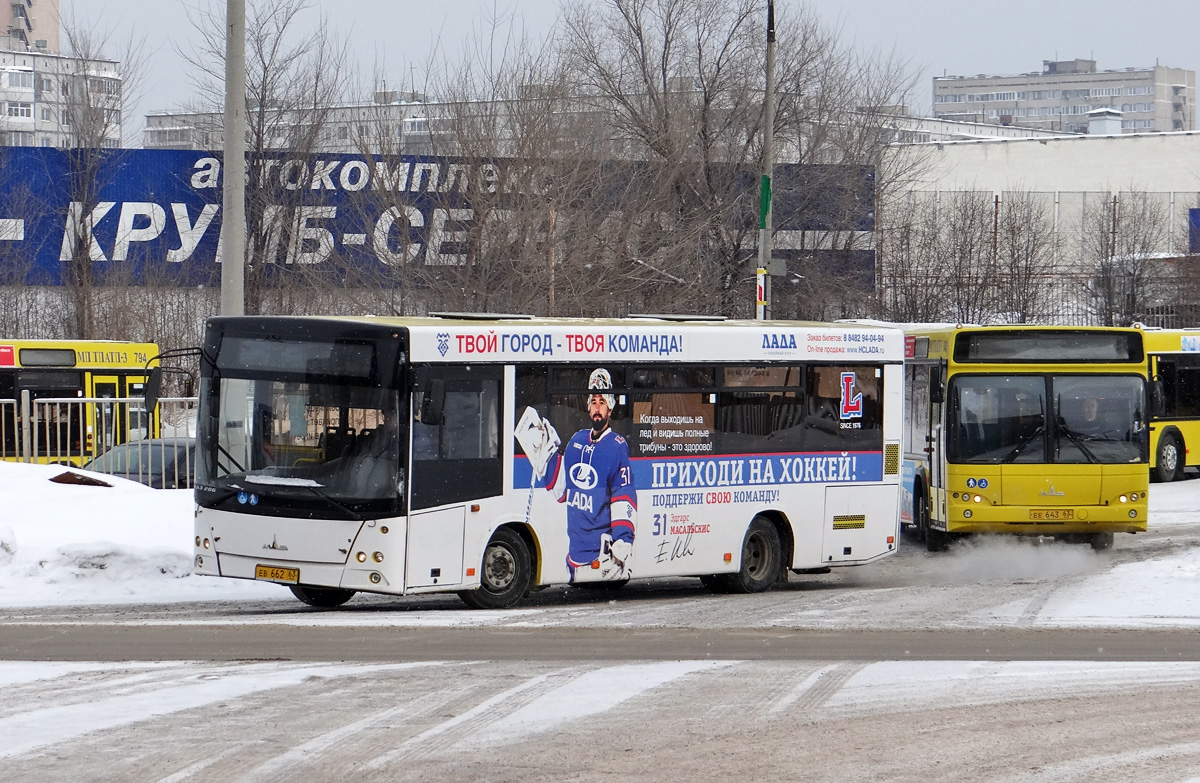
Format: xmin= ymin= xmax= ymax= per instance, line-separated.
xmin=190 ymin=314 xmax=906 ymax=608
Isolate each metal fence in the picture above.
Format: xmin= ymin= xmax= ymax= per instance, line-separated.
xmin=1 ymin=395 xmax=198 ymax=488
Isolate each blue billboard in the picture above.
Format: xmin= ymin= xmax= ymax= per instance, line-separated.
xmin=0 ymin=147 xmax=874 ymax=286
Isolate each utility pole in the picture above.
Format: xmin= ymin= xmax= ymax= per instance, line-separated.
xmin=220 ymin=0 xmax=246 ymax=316
xmin=756 ymin=1 xmax=776 ymax=320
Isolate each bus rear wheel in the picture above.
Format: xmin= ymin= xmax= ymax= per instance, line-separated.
xmin=459 ymin=527 xmax=532 ymax=610
xmin=722 ymin=517 xmax=782 ymax=594
xmin=1155 ymin=434 xmax=1182 ymax=483
xmin=289 ymin=585 xmax=356 ymax=607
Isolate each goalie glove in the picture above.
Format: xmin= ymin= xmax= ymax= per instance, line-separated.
xmin=608 ymin=538 xmax=633 ymax=568
xmin=514 ymin=406 xmax=561 ymax=479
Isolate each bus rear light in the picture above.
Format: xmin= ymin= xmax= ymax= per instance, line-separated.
xmin=356 ymin=552 xmax=367 ymax=563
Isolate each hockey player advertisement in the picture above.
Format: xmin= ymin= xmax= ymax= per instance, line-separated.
xmin=515 ymin=368 xmax=637 ymax=583
xmin=192 ymin=315 xmax=905 ymax=610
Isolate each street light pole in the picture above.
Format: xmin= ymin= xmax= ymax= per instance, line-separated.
xmin=755 ymin=1 xmax=776 ymax=320
xmin=220 ymin=0 xmax=246 ymax=316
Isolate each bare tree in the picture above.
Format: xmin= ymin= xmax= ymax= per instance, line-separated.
xmin=995 ymin=189 xmax=1057 ymax=323
xmin=875 ymin=191 xmax=950 ymax=322
xmin=52 ymin=17 xmax=146 ymax=339
xmin=180 ymin=0 xmax=353 ymax=315
xmin=1082 ymin=190 xmax=1172 ymax=326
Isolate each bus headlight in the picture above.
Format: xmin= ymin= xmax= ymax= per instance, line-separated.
xmin=195 ymin=556 xmax=203 ymax=568
xmin=1129 ymin=510 xmax=1138 ymax=518
xmin=963 ymin=509 xmax=973 ymax=519
xmin=1119 ymin=495 xmax=1128 ymax=503
xmin=1130 ymin=493 xmax=1139 ymax=501
xmin=356 ymin=552 xmax=367 ymax=563
xmin=973 ymin=495 xmax=982 ymax=503
xmin=203 ymin=538 xmax=211 ymax=549
xmin=369 ymin=572 xmax=382 ymax=584
xmin=372 ymin=551 xmax=384 ymax=563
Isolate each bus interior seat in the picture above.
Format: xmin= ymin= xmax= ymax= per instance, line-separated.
xmin=321 ymin=427 xmax=356 ymax=461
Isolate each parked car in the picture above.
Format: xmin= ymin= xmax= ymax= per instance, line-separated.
xmin=82 ymin=437 xmax=196 ymax=489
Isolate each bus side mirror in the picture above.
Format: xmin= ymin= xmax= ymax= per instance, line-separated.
xmin=183 ymin=376 xmax=195 ymax=397
xmin=929 ymin=366 xmax=945 ymax=404
xmin=420 ymin=378 xmax=446 ymax=425
xmin=1150 ymin=380 xmax=1165 ymax=417
xmin=145 ymin=367 xmax=162 ymax=413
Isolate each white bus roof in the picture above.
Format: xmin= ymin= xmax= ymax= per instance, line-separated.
xmin=212 ymin=314 xmax=906 ymax=364
xmin=332 ymin=315 xmax=904 ymax=364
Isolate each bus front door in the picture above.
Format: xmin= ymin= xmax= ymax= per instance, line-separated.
xmin=91 ymin=374 xmax=121 ymax=458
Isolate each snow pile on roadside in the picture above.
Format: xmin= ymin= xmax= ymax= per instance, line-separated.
xmin=0 ymin=462 xmax=278 ymax=607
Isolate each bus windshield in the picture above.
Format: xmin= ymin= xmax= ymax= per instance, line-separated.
xmin=948 ymin=374 xmax=1145 ymax=465
xmin=196 ymin=333 xmax=404 ymax=516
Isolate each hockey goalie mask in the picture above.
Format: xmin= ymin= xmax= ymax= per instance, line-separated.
xmin=588 ymin=368 xmax=616 ymax=410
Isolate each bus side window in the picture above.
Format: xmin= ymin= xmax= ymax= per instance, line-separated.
xmin=410 ymin=368 xmax=502 ymax=510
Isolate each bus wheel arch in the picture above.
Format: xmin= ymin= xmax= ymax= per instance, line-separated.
xmin=758 ymin=510 xmax=794 ymax=581
xmin=722 ymin=514 xmax=784 ymax=594
xmin=1154 ymin=429 xmax=1184 ymax=483
xmin=458 ymin=524 xmax=534 ymax=610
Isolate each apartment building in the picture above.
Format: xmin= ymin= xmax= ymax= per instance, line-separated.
xmin=5 ymin=0 xmax=59 ymax=54
xmin=0 ymin=44 xmax=122 ymax=148
xmin=144 ymin=91 xmax=452 ymax=154
xmin=933 ymin=59 xmax=1195 ymax=134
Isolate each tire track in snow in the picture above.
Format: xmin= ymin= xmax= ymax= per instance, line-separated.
xmin=771 ymin=662 xmax=867 ymax=713
xmin=363 ymin=667 xmax=578 ymax=768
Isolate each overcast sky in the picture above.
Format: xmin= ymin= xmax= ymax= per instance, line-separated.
xmin=62 ymin=0 xmax=1199 ymax=145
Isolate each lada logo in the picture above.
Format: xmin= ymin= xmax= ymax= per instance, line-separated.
xmin=569 ymin=463 xmax=598 ymax=490
xmin=1039 ymin=485 xmax=1066 ymax=497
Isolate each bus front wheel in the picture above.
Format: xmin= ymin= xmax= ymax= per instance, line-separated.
xmin=1155 ymin=434 xmax=1182 ymax=483
xmin=722 ymin=517 xmax=782 ymax=593
xmin=459 ymin=527 xmax=532 ymax=610
xmin=289 ymin=585 xmax=356 ymax=608
xmin=913 ymin=491 xmax=929 ymax=544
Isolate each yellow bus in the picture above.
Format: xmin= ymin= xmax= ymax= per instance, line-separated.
xmin=0 ymin=339 xmax=159 ymax=464
xmin=1145 ymin=328 xmax=1200 ymax=482
xmin=902 ymin=325 xmax=1149 ymax=551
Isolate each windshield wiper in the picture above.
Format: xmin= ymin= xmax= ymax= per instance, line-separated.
xmin=1057 ymin=419 xmax=1099 ymax=464
xmin=1002 ymin=424 xmax=1045 ymax=463
xmin=299 ymin=484 xmax=364 ymax=522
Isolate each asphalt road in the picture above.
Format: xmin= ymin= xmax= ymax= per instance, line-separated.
xmin=3 ymin=621 xmax=1200 ymax=663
